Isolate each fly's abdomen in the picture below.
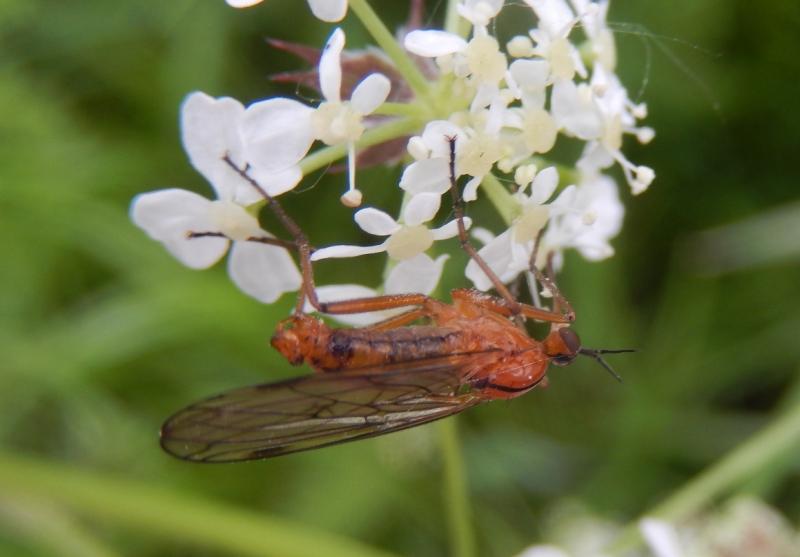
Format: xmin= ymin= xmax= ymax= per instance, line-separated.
xmin=322 ymin=326 xmax=464 ymax=370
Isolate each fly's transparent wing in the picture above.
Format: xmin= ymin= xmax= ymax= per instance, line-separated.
xmin=161 ymin=355 xmax=488 ymax=462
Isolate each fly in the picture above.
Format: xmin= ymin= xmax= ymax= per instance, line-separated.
xmin=160 ymin=137 xmax=631 ymax=462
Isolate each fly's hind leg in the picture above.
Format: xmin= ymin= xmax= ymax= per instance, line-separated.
xmin=315 ymin=293 xmax=454 ymax=329
xmin=451 ymin=289 xmax=572 ymax=324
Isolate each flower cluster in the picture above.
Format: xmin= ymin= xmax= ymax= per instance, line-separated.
xmin=516 ymin=497 xmax=800 ymax=557
xmin=131 ymin=0 xmax=654 ymax=320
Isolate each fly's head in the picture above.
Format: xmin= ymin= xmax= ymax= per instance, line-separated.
xmin=543 ymin=325 xmax=581 ymax=367
xmin=544 ymin=325 xmax=632 ymax=382
xmin=270 ymin=314 xmax=323 ymax=366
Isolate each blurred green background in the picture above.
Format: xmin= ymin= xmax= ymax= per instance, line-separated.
xmin=1 ymin=1 xmax=799 ymax=556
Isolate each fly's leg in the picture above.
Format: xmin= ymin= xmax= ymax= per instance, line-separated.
xmin=222 ymin=155 xmax=465 ymax=323
xmin=451 ymin=289 xmax=572 ymax=324
xmin=445 ymin=136 xmax=575 ymax=323
xmin=527 ymin=229 xmax=575 ymax=321
xmin=187 ymin=231 xmax=299 ymax=251
xmin=446 ymin=137 xmax=523 ymax=314
xmin=314 ymin=293 xmax=455 ymax=327
xmin=222 ymin=155 xmax=322 ymax=315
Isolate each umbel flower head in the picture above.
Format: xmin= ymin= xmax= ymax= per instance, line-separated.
xmin=132 ymin=0 xmax=655 ymax=315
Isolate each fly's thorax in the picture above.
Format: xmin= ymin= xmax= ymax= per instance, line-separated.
xmin=270 ymin=314 xmax=328 ymax=366
xmin=471 ymin=348 xmax=550 ymax=400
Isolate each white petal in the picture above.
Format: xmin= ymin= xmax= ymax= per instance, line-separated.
xmin=421 ymin=121 xmax=465 ymax=157
xmin=385 ymin=254 xmax=449 ymax=295
xmin=515 ymin=546 xmax=571 ymax=557
xmin=510 ymin=59 xmax=550 ymax=88
xmin=351 ymin=73 xmax=391 ymax=114
xmin=130 ymin=188 xmax=229 ymax=269
xmin=181 ymin=92 xmax=245 ymax=200
xmin=551 ymin=80 xmax=602 ymax=140
xmin=354 ymin=207 xmax=399 ymax=236
xmin=227 ymin=241 xmax=301 ymax=304
xmin=320 ymin=28 xmax=345 ymax=103
xmin=524 ymin=0 xmax=575 ymax=36
xmin=226 ymin=0 xmax=263 ymax=7
xmin=399 ymin=158 xmax=451 ymax=195
xmin=307 ymin=0 xmax=347 ymax=21
xmin=463 ymin=176 xmax=482 ymax=202
xmin=471 ymin=226 xmax=496 ymax=246
xmin=469 ymin=227 xmax=531 ymax=290
xmin=403 ymin=192 xmax=441 ymax=226
xmin=313 ymin=283 xmax=377 ymax=303
xmin=464 ymin=230 xmax=515 ymax=290
xmin=242 ymin=98 xmax=314 ymax=173
xmin=311 ymin=243 xmax=387 ymax=260
xmin=471 ymin=83 xmax=501 ymax=113
xmin=404 ymin=30 xmax=468 ymax=57
xmin=549 ymin=184 xmax=577 ymax=211
xmin=509 ymin=59 xmax=550 ymax=108
xmin=530 ymin=166 xmax=559 ymax=204
xmin=639 ymin=518 xmax=683 ymax=557
xmin=249 ymin=163 xmax=302 ymax=198
xmin=431 ymin=217 xmax=471 ymax=240
xmin=457 ymin=0 xmax=504 ymax=26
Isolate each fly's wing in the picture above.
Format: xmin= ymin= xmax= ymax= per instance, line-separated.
xmin=160 ymin=354 xmax=489 ymax=462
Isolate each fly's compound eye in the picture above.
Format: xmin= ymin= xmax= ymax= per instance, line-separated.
xmin=549 ymin=328 xmax=581 ymax=366
xmin=559 ymin=328 xmax=581 ymax=355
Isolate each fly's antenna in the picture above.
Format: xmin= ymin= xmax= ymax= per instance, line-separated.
xmin=579 ymin=348 xmax=635 ymax=383
xmin=221 ymin=155 xmax=320 ymax=315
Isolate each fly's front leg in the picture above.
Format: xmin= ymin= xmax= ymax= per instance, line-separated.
xmin=445 ymin=136 xmax=523 ymax=316
xmin=528 ymin=229 xmax=575 ymax=322
xmin=451 ymin=289 xmax=572 ymax=324
xmin=221 ymin=155 xmax=322 ymax=315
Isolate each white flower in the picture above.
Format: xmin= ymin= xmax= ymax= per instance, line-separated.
xmin=457 ymin=0 xmax=505 ymax=28
xmin=541 ymin=173 xmax=624 ymax=264
xmin=225 ymin=0 xmax=347 ymax=22
xmin=311 ymin=192 xmax=469 ymax=262
xmin=309 ymin=254 xmax=450 ymax=326
xmin=466 ymin=166 xmax=560 ymax=289
xmin=403 ymin=115 xmax=503 ymax=204
xmin=312 ymin=27 xmax=391 ymax=206
xmin=639 ymin=518 xmax=684 ymax=557
xmin=523 ymin=0 xmax=587 ymax=81
xmin=400 ymin=121 xmax=465 ymax=198
xmin=180 ymin=92 xmax=313 ymax=202
xmin=144 ymin=0 xmax=656 ymax=308
xmin=130 ymin=92 xmax=304 ymax=303
xmin=576 ymin=66 xmax=655 ymax=194
xmin=405 ymin=30 xmax=507 ymax=89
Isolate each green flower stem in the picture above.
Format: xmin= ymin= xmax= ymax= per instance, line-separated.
xmin=299 ymin=116 xmax=419 ymax=176
xmin=481 ymin=174 xmax=519 ymax=225
xmin=606 ymin=402 xmax=800 ymax=554
xmin=0 ymin=452 xmax=397 ymax=557
xmin=372 ymin=102 xmax=425 ymax=118
xmin=348 ymin=0 xmax=431 ymax=101
xmin=438 ymin=419 xmax=476 ymax=557
xmin=444 ymin=0 xmax=470 ymax=37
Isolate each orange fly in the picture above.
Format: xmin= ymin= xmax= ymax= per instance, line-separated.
xmin=160 ymin=138 xmax=630 ymax=462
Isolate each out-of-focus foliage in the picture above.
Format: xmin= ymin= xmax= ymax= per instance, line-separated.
xmin=0 ymin=1 xmax=798 ymax=556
